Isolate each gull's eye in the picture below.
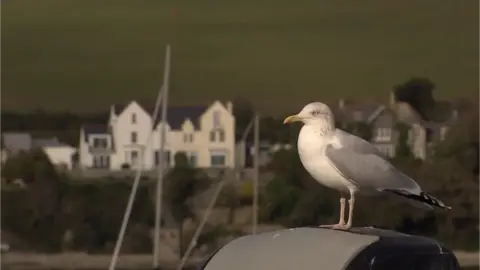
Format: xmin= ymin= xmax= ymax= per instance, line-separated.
xmin=311 ymin=110 xmax=320 ymax=117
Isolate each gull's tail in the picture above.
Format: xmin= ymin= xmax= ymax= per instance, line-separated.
xmin=383 ymin=189 xmax=452 ymax=211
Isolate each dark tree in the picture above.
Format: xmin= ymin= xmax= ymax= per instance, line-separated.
xmin=260 ymin=116 xmax=292 ymax=144
xmin=0 ymin=110 xmax=108 ymax=146
xmin=394 ymin=77 xmax=436 ymax=120
xmin=1 ymin=149 xmax=64 ymax=251
xmin=232 ymin=97 xmax=255 ymax=141
xmin=218 ymin=182 xmax=239 ymax=225
xmin=232 ymin=97 xmax=293 ymax=144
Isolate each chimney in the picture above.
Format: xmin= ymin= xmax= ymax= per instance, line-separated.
xmin=452 ymin=110 xmax=458 ymax=120
xmin=226 ymin=101 xmax=233 ymax=113
xmin=110 ymin=104 xmax=116 ymax=116
xmin=338 ymin=99 xmax=345 ymax=110
xmin=389 ymin=90 xmax=397 ymax=107
xmin=109 ymin=104 xmax=117 ymax=125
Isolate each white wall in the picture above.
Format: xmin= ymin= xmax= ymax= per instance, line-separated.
xmin=112 ymin=101 xmax=153 ymax=170
xmin=78 ymin=128 xmax=92 ymax=168
xmin=151 ymin=122 xmax=173 ymax=167
xmin=43 ymin=146 xmax=76 ymax=170
xmin=1 ymin=149 xmax=9 ymax=165
xmin=197 ymin=101 xmax=235 ymax=168
xmin=170 ymin=120 xmax=197 ymax=165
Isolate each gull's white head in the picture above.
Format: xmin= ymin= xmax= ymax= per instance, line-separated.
xmin=283 ymin=102 xmax=335 ymax=128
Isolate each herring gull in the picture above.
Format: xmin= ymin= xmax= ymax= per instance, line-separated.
xmin=283 ymin=102 xmax=451 ymax=230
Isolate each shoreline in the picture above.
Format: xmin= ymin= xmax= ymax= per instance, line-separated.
xmin=2 ymin=251 xmax=478 ymax=269
xmin=1 ymin=252 xmax=202 ymax=269
xmin=455 ymin=251 xmax=480 ymax=267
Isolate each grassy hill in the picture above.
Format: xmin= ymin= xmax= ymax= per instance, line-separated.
xmin=1 ymin=0 xmax=478 ymax=114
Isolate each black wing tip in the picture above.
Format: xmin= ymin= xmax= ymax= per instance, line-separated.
xmin=384 ymin=189 xmax=451 ymax=211
xmin=421 ymin=192 xmax=452 ymax=211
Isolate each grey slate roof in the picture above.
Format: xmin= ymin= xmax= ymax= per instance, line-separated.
xmin=82 ymin=124 xmax=111 ymax=143
xmin=1 ymin=132 xmax=32 ymax=154
xmin=161 ymin=105 xmax=208 ymax=130
xmin=32 ymin=137 xmax=71 ymax=148
xmin=344 ymin=103 xmax=383 ymax=123
xmin=114 ymin=101 xmax=209 ymax=130
xmin=370 ymin=107 xmax=398 ymax=128
xmin=329 ymin=100 xmax=384 ymax=124
xmin=83 ymin=124 xmax=108 ymax=135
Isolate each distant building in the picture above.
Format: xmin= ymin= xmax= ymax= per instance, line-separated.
xmin=78 ymin=100 xmax=236 ymax=170
xmin=0 ymin=132 xmax=76 ymax=170
xmin=331 ymin=91 xmax=458 ymax=160
xmin=36 ymin=138 xmax=77 ymax=170
xmin=1 ymin=132 xmax=34 ymax=166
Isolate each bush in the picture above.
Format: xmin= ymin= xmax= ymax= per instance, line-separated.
xmin=1 ymin=179 xmax=154 ymax=253
xmin=238 ymin=180 xmax=253 ymax=198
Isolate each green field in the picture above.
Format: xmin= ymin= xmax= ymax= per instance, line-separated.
xmin=1 ymin=0 xmax=478 ymax=114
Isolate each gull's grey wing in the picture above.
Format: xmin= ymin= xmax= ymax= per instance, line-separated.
xmin=325 ymin=145 xmax=421 ymax=193
xmin=333 ymin=129 xmax=387 ymax=159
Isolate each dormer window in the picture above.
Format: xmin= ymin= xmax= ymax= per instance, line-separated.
xmin=183 ymin=133 xmax=194 ymax=143
xmin=92 ymin=137 xmax=108 ymax=148
xmin=218 ymin=130 xmax=225 ymax=142
xmin=131 ymin=113 xmax=136 ymax=124
xmin=209 ymin=131 xmax=216 ymax=142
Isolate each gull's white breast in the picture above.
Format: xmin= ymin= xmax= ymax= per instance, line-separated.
xmin=297 ymin=126 xmax=352 ymax=193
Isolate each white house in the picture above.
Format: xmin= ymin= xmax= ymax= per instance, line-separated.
xmin=78 ymin=100 xmax=236 ymax=170
xmin=42 ymin=144 xmax=77 ymax=170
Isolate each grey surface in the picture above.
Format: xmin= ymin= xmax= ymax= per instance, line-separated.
xmin=202 ymin=227 xmax=460 ymax=270
xmin=203 ymin=227 xmax=379 ymax=270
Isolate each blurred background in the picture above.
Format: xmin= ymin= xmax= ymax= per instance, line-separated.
xmin=1 ymin=0 xmax=478 ymax=269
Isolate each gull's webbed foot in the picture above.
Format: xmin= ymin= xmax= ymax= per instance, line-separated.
xmin=331 ymin=223 xmax=351 ymax=231
xmin=318 ymin=222 xmax=345 ymax=229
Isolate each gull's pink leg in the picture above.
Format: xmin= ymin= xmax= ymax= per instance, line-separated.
xmin=331 ymin=190 xmax=355 ymax=231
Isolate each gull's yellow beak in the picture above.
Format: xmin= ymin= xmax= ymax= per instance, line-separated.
xmin=283 ymin=114 xmax=302 ymax=124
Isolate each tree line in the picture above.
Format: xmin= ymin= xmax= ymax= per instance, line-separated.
xmin=1 ymin=150 xmax=238 ymax=255
xmin=1 ymin=110 xmax=108 ymax=146
xmin=2 ymin=77 xmax=465 ymax=146
xmin=1 ymin=77 xmax=478 ymax=253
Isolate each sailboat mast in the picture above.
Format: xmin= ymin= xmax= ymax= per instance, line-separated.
xmin=153 ymin=44 xmax=171 ymax=270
